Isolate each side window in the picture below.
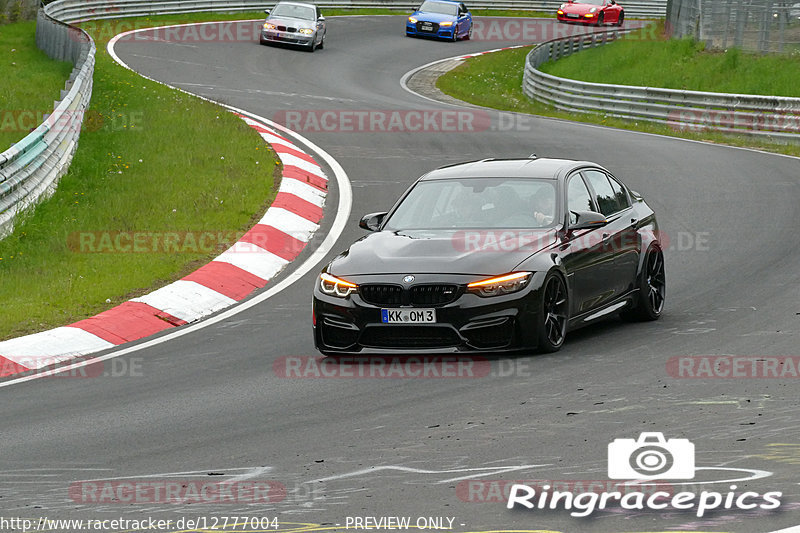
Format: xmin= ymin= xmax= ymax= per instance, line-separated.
xmin=607 ymin=175 xmax=630 ymax=210
xmin=584 ymin=170 xmax=621 ymax=216
xmin=566 ymin=174 xmax=594 ymax=226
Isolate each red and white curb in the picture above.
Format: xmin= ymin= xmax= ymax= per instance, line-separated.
xmin=0 ymin=114 xmax=327 ymax=377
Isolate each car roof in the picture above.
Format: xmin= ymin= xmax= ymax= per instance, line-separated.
xmin=420 ymin=0 xmax=462 ymax=5
xmin=420 ymin=158 xmax=601 ymax=181
xmin=273 ymin=1 xmax=318 ymax=8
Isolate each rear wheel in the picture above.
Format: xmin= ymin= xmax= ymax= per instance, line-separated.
xmin=537 ymin=272 xmax=569 ymax=353
xmin=318 ymin=34 xmax=324 ymax=49
xmin=464 ymin=23 xmax=472 ymax=40
xmin=616 ymin=11 xmax=624 ymax=26
xmin=621 ymin=244 xmax=666 ymax=321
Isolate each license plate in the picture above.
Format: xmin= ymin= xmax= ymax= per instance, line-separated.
xmin=566 ymin=13 xmax=579 ymax=18
xmin=381 ymin=308 xmax=436 ymax=324
xmin=421 ymin=23 xmax=433 ymax=30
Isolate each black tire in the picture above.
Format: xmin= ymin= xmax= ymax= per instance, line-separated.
xmin=621 ymin=244 xmax=666 ymax=321
xmin=318 ymin=35 xmax=324 ymax=49
xmin=596 ymin=12 xmax=604 ymax=26
xmin=537 ymin=272 xmax=569 ymax=353
xmin=464 ymin=24 xmax=472 ymax=40
xmin=307 ymin=38 xmax=316 ymax=52
xmin=616 ymin=12 xmax=624 ymax=26
xmin=451 ymin=26 xmax=458 ymax=41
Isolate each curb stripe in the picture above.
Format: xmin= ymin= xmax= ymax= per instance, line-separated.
xmin=239 ymin=224 xmax=307 ymax=262
xmin=69 ymin=302 xmax=186 ymax=345
xmin=273 ymin=144 xmax=320 ymax=165
xmin=280 ymin=178 xmax=326 ymax=207
xmin=182 ymin=261 xmax=267 ymax=301
xmin=283 ymin=166 xmax=328 ymax=191
xmin=258 ymin=207 xmax=319 ymax=242
xmin=272 ymin=192 xmax=324 ymax=223
xmin=132 ymin=280 xmax=238 ymax=323
xmin=278 ymin=153 xmax=323 ymax=176
xmin=214 ymin=243 xmax=289 ymax=281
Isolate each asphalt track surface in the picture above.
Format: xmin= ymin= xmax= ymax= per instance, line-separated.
xmin=2 ymin=16 xmax=800 ymax=533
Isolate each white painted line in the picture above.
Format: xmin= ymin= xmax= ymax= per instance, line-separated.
xmin=280 ymin=178 xmax=326 ymax=207
xmin=0 ymin=327 xmax=115 ymax=368
xmin=132 ymin=280 xmax=236 ymax=323
xmin=258 ymin=207 xmax=319 ymax=242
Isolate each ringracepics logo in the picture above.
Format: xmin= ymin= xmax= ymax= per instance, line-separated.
xmin=507 ymin=432 xmax=782 ymax=518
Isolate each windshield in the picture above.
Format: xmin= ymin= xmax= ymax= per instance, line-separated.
xmin=577 ymin=0 xmax=605 ymax=5
xmin=418 ymin=1 xmax=459 ymax=16
xmin=383 ymin=178 xmax=558 ymax=230
xmin=270 ymin=3 xmax=316 ymax=20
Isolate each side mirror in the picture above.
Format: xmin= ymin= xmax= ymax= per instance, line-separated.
xmin=569 ymin=210 xmax=608 ymax=231
xmin=359 ymin=212 xmax=387 ymax=231
xmin=318 ymin=15 xmax=325 ymax=21
xmin=264 ymin=9 xmax=270 ymax=14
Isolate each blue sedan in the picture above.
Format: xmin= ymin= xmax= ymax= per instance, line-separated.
xmin=406 ymin=0 xmax=473 ymax=41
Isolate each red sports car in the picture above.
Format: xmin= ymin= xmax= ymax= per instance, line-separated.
xmin=557 ymin=0 xmax=624 ymax=26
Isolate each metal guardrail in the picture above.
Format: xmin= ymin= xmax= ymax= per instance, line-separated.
xmin=0 ymin=6 xmax=95 ymax=238
xmin=522 ymin=30 xmax=800 ymax=142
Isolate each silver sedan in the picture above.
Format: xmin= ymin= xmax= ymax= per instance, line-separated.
xmin=260 ymin=1 xmax=326 ymax=52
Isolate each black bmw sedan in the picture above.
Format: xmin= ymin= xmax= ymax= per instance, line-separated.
xmin=312 ymin=157 xmax=665 ymax=355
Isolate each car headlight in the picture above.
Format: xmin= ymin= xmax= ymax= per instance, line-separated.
xmin=264 ymin=22 xmax=276 ymax=29
xmin=440 ymin=21 xmax=453 ymax=26
xmin=557 ymin=9 xmax=564 ymax=14
xmin=408 ymin=16 xmax=418 ymax=23
xmin=319 ymin=273 xmax=357 ymax=297
xmin=299 ymin=28 xmax=314 ymax=35
xmin=467 ymin=272 xmax=532 ymax=297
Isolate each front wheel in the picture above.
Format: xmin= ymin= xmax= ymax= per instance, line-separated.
xmin=621 ymin=244 xmax=666 ymax=321
xmin=595 ymin=12 xmax=604 ymax=26
xmin=536 ymin=272 xmax=569 ymax=353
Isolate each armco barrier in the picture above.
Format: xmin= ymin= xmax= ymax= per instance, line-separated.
xmin=0 ymin=7 xmax=94 ymax=238
xmin=522 ymin=30 xmax=800 ymax=142
xmin=1 ymin=0 xmax=666 ymax=240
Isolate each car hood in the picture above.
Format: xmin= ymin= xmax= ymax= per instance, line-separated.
xmin=561 ymin=2 xmax=603 ymax=14
xmin=412 ymin=11 xmax=458 ymax=23
xmin=265 ymin=16 xmax=316 ymax=29
xmin=328 ymin=229 xmax=558 ymax=277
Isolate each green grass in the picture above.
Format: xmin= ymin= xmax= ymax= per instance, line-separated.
xmin=540 ymin=23 xmax=800 ymax=97
xmin=436 ymin=24 xmax=800 ymax=157
xmin=0 ymin=17 xmax=278 ymax=341
xmin=0 ymin=20 xmax=73 ymax=152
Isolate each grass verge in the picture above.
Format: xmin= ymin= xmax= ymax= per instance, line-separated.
xmin=436 ymin=23 xmax=800 ymax=157
xmin=0 ymin=20 xmax=73 ymax=152
xmin=0 ymin=16 xmax=278 ymax=341
xmin=540 ymin=22 xmax=800 ymax=97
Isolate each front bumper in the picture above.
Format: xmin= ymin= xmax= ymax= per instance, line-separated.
xmin=312 ymin=273 xmax=545 ymax=355
xmin=557 ymin=12 xmax=599 ymax=23
xmin=406 ymin=21 xmax=457 ymax=40
xmin=261 ymin=29 xmax=314 ymax=45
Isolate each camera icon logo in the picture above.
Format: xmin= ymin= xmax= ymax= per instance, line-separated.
xmin=608 ymin=432 xmax=695 ymax=480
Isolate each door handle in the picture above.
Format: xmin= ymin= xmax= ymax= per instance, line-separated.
xmin=602 ymin=232 xmax=611 ymax=244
